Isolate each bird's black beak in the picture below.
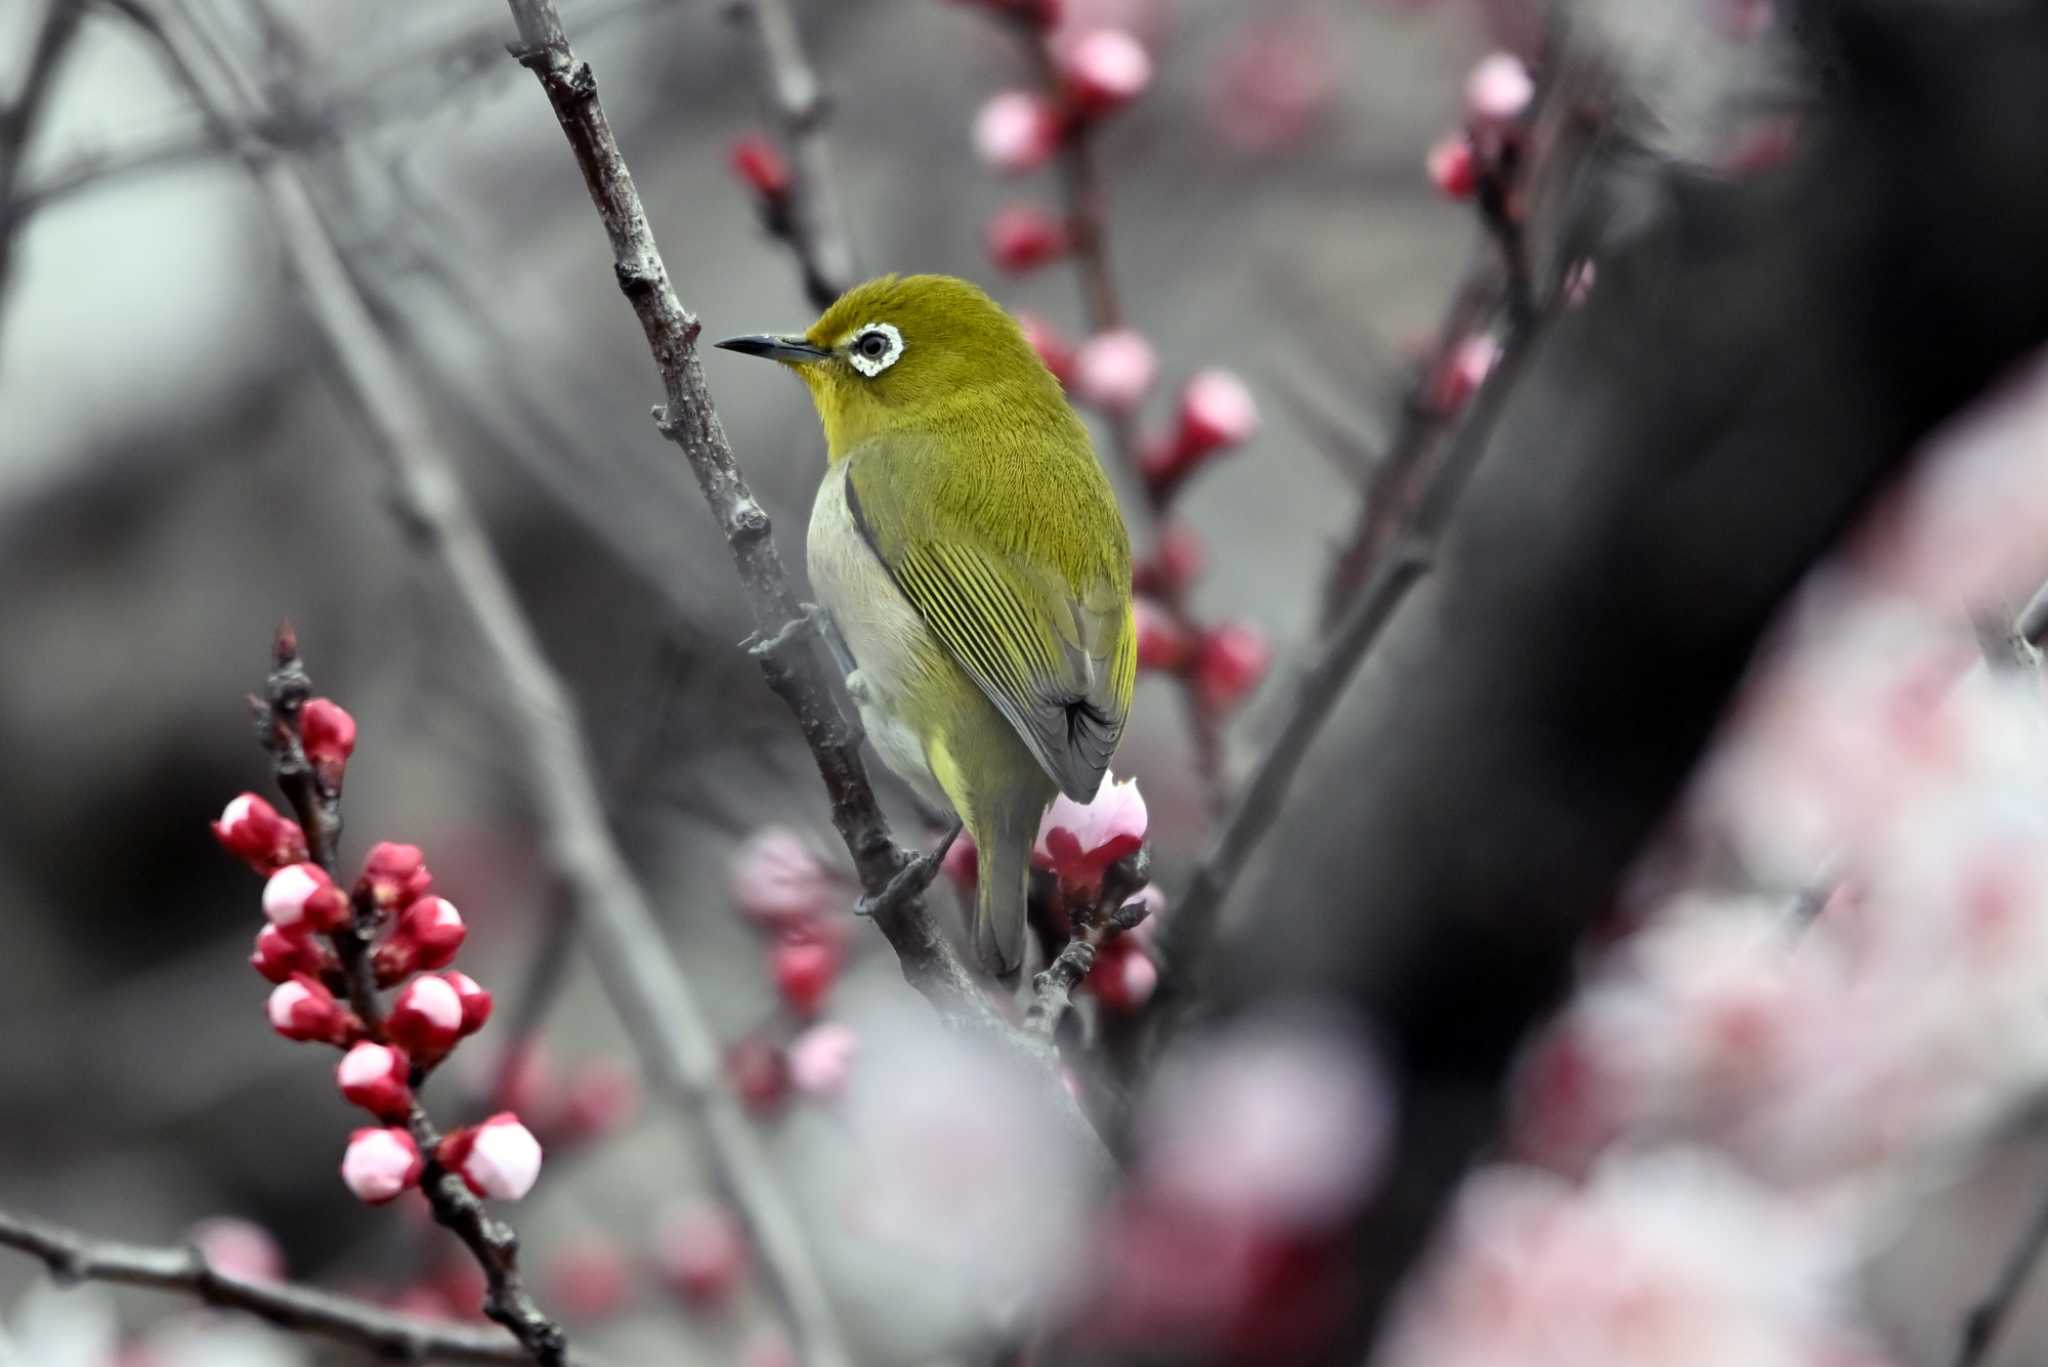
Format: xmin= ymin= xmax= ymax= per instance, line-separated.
xmin=713 ymin=333 xmax=830 ymax=365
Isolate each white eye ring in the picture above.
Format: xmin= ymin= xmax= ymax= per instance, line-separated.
xmin=847 ymin=322 xmax=905 ymax=377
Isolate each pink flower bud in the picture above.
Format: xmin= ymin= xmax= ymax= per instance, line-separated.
xmin=300 ymin=698 xmax=357 ymax=771
xmin=547 ymin=1236 xmax=635 ymax=1321
xmin=262 ymin=862 xmax=348 ymax=935
xmin=561 ymin=1059 xmax=641 ymax=1141
xmin=786 ymin=1022 xmax=859 ymax=1096
xmin=250 ymin=922 xmax=331 ymax=984
xmin=728 ymin=134 xmax=791 ymax=199
xmin=1085 ymin=939 xmax=1158 ymax=1011
xmin=356 ymin=841 xmax=432 ymax=912
xmin=1175 ymin=369 xmax=1260 ymax=454
xmin=337 ymin=1041 xmax=414 ymax=1121
xmin=1465 ymin=51 xmax=1534 ymax=126
xmin=1431 ymin=333 xmax=1501 ymax=413
xmin=655 ymin=1204 xmax=749 ymax=1307
xmin=985 ymin=203 xmax=1071 ymax=273
xmin=443 ymin=970 xmax=494 ymax=1036
xmin=1134 ymin=598 xmax=1190 ymax=672
xmin=1194 ymin=622 xmax=1270 ymax=711
xmin=267 ymin=974 xmax=359 ymax=1045
xmin=212 ymin=793 xmax=308 ymax=874
xmin=393 ymin=897 xmax=467 ymax=974
xmin=1207 ymin=15 xmax=1336 ymax=153
xmin=1035 ymin=771 xmax=1149 ymax=899
xmin=189 ymin=1217 xmax=285 ymax=1282
xmin=387 ymin=974 xmax=464 ymax=1061
xmin=1060 ymin=29 xmax=1153 ymax=116
xmin=1426 ymin=134 xmax=1477 ymax=199
xmin=973 ymin=90 xmax=1062 ymax=172
xmin=726 ymin=1036 xmax=791 ymax=1113
xmin=771 ymin=936 xmax=839 ymax=1016
xmin=729 ymin=827 xmax=838 ymax=931
xmin=1016 ymin=310 xmax=1076 ymax=385
xmin=341 ymin=1126 xmax=423 ymax=1205
xmin=1073 ymin=328 xmax=1158 ymax=414
xmin=1133 ymin=523 xmax=1205 ymax=597
xmin=439 ymin=1112 xmax=543 ymax=1201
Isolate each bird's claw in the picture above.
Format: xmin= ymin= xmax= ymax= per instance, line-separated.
xmin=854 ymin=823 xmax=963 ymax=918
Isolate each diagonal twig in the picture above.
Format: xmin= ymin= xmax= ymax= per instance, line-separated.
xmin=0 ymin=1206 xmax=609 ymax=1366
xmin=0 ymin=0 xmax=87 ymax=319
xmin=722 ymin=0 xmax=858 ymax=309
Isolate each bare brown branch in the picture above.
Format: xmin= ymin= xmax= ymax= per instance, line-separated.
xmin=0 ymin=1206 xmax=607 ymax=1366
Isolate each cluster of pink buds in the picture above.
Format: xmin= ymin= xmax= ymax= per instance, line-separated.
xmin=720 ymin=828 xmax=862 ymax=1109
xmin=216 ymin=668 xmax=538 ymax=1212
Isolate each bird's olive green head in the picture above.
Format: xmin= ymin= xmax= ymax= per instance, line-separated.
xmin=716 ymin=274 xmax=1069 ymax=460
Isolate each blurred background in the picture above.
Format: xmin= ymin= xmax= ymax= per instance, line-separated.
xmin=7 ymin=0 xmax=2048 ymax=1364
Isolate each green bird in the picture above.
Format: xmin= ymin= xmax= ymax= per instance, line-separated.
xmin=717 ymin=275 xmax=1136 ymax=977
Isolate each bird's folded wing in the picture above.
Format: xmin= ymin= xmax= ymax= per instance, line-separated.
xmin=845 ymin=437 xmax=1133 ymax=802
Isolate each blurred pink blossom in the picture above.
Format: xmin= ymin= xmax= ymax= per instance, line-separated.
xmin=788 ymin=1021 xmax=860 ymax=1096
xmin=1073 ymin=328 xmax=1159 ymax=412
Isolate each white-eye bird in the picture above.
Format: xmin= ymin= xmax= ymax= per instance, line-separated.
xmin=717 ymin=275 xmax=1136 ymax=976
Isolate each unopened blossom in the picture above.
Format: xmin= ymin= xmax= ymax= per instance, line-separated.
xmin=355 ymin=841 xmax=431 ymax=912
xmin=1432 ymin=333 xmax=1501 ymax=413
xmin=249 ymin=922 xmax=329 ymax=984
xmin=729 ymin=826 xmax=838 ymax=930
xmin=547 ymin=1237 xmax=635 ymax=1321
xmin=771 ymin=935 xmax=840 ymax=1016
xmin=1060 ymin=29 xmax=1152 ymax=116
xmin=655 ymin=1203 xmax=749 ymax=1306
xmin=188 ymin=1217 xmax=284 ymax=1282
xmin=299 ymin=698 xmax=356 ymax=771
xmin=1175 ymin=369 xmax=1259 ymax=455
xmin=1035 ymin=771 xmax=1148 ymax=898
xmin=727 ymin=133 xmax=791 ymax=199
xmin=212 ymin=793 xmax=308 ymax=873
xmin=559 ymin=1059 xmax=642 ymax=1141
xmin=1464 ymin=51 xmax=1534 ymax=126
xmin=336 ymin=1042 xmax=413 ymax=1122
xmin=386 ymin=974 xmax=465 ymax=1061
xmin=266 ymin=974 xmax=358 ymax=1046
xmin=1072 ymin=328 xmax=1157 ymax=413
xmin=262 ymin=862 xmax=348 ymax=936
xmin=1084 ymin=938 xmax=1158 ymax=1011
xmin=443 ymin=970 xmax=494 ymax=1036
xmin=1426 ymin=134 xmax=1477 ymax=199
xmin=1133 ymin=523 xmax=1204 ymax=597
xmin=440 ymin=1112 xmax=543 ymax=1201
xmin=788 ymin=1021 xmax=860 ymax=1096
xmin=341 ymin=1127 xmax=423 ymax=1205
xmin=973 ymin=90 xmax=1062 ymax=172
xmin=985 ymin=203 xmax=1070 ymax=273
xmin=1194 ymin=622 xmax=1269 ymax=710
xmin=376 ymin=896 xmax=466 ymax=981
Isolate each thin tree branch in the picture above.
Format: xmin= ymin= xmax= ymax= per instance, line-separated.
xmin=723 ymin=0 xmax=857 ymax=309
xmin=1025 ymin=858 xmax=1151 ymax=1044
xmin=0 ymin=1207 xmax=609 ymax=1366
xmin=105 ymin=1 xmax=855 ymax=1361
xmin=0 ymin=0 xmax=87 ymax=316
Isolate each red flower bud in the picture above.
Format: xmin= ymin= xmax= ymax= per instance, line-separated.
xmin=212 ymin=793 xmax=308 ymax=874
xmin=985 ymin=203 xmax=1070 ymax=273
xmin=1430 ymin=333 xmax=1501 ymax=414
xmin=1175 ymin=369 xmax=1260 ymax=455
xmin=300 ymin=698 xmax=356 ymax=772
xmin=655 ymin=1204 xmax=749 ymax=1307
xmin=771 ymin=936 xmax=839 ymax=1016
xmin=973 ymin=90 xmax=1063 ymax=172
xmin=444 ymin=970 xmax=495 ymax=1035
xmin=1016 ymin=310 xmax=1076 ymax=386
xmin=356 ymin=841 xmax=432 ymax=912
xmin=250 ymin=922 xmax=332 ymax=984
xmin=941 ymin=829 xmax=979 ymax=891
xmin=1194 ymin=622 xmax=1270 ymax=711
xmin=728 ymin=134 xmax=792 ymax=199
xmin=1134 ymin=598 xmax=1190 ymax=672
xmin=1426 ymin=134 xmax=1476 ymax=200
xmin=1134 ymin=524 xmax=1205 ymax=597
xmin=336 ymin=1041 xmax=414 ymax=1122
xmin=386 ymin=974 xmax=465 ymax=1061
xmin=267 ymin=974 xmax=360 ymax=1046
xmin=341 ymin=1126 xmax=423 ymax=1205
xmin=376 ymin=897 xmax=466 ymax=982
xmin=1060 ymin=29 xmax=1153 ymax=117
xmin=1084 ymin=938 xmax=1158 ymax=1012
xmin=1034 ymin=772 xmax=1149 ymax=901
xmin=438 ymin=1112 xmax=543 ymax=1201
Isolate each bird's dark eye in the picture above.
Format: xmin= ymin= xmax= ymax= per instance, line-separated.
xmin=857 ymin=331 xmax=890 ymax=360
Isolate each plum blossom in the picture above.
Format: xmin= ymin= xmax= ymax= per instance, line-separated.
xmin=1035 ymin=771 xmax=1148 ymax=899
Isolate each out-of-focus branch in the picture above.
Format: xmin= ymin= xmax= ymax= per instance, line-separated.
xmin=1954 ymin=1168 xmax=2048 ymax=1367
xmin=109 ymin=2 xmax=855 ymax=1361
xmin=0 ymin=1208 xmax=606 ymax=1367
xmin=723 ymin=0 xmax=857 ymax=309
xmin=0 ymin=0 xmax=86 ymax=314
